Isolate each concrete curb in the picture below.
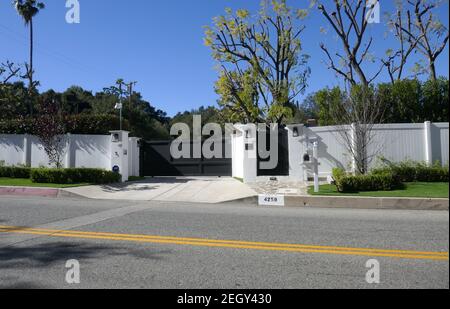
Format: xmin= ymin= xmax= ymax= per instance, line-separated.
xmin=0 ymin=187 xmax=87 ymax=199
xmin=0 ymin=186 xmax=59 ymax=198
xmin=220 ymin=196 xmax=259 ymax=205
xmin=285 ymin=195 xmax=449 ymax=211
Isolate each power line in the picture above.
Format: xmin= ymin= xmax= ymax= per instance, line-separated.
xmin=0 ymin=23 xmax=106 ymax=77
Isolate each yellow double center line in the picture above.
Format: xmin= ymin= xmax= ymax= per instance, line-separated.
xmin=0 ymin=225 xmax=448 ymax=261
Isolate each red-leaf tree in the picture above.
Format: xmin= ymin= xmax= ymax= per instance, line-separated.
xmin=34 ymin=98 xmax=67 ymax=168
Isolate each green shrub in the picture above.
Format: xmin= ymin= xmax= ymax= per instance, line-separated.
xmin=30 ymin=168 xmax=121 ymax=185
xmin=332 ymin=168 xmax=346 ymax=182
xmin=335 ymin=172 xmax=400 ymax=193
xmin=372 ymin=161 xmax=449 ymax=183
xmin=0 ymin=166 xmax=32 ymax=179
xmin=0 ymin=115 xmax=129 ymax=135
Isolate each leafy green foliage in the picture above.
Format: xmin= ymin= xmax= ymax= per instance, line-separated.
xmin=332 ymin=160 xmax=449 ymax=193
xmin=372 ymin=160 xmax=449 ymax=183
xmin=170 ymin=106 xmax=225 ymax=136
xmin=0 ymin=114 xmax=128 ymax=135
xmin=310 ymin=78 xmax=449 ymax=125
xmin=0 ymin=165 xmax=121 ymax=185
xmin=0 ymin=82 xmax=170 ymax=140
xmin=378 ymin=78 xmax=449 ymax=123
xmin=205 ymin=0 xmax=310 ymax=123
xmin=30 ymin=168 xmax=121 ymax=185
xmin=13 ymin=0 xmax=45 ymax=24
xmin=0 ymin=166 xmax=32 ymax=179
xmin=332 ymin=168 xmax=400 ymax=193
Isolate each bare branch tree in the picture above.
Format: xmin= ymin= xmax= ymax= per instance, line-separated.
xmin=394 ymin=0 xmax=449 ymax=81
xmin=330 ymin=85 xmax=385 ymax=174
xmin=0 ymin=61 xmax=21 ymax=85
xmin=318 ymin=0 xmax=384 ymax=87
xmin=383 ymin=8 xmax=425 ymax=83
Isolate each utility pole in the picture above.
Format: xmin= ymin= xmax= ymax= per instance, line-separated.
xmin=114 ymin=80 xmax=125 ymax=132
xmin=124 ymin=81 xmax=137 ymax=129
xmin=126 ymin=81 xmax=137 ymax=107
xmin=114 ymin=79 xmax=137 ymax=131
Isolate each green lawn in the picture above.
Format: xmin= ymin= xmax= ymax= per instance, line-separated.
xmin=0 ymin=178 xmax=90 ymax=189
xmin=309 ymin=182 xmax=449 ymax=198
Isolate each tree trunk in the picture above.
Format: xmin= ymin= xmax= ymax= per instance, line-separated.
xmin=429 ymin=57 xmax=437 ymax=81
xmin=28 ymin=18 xmax=34 ymax=116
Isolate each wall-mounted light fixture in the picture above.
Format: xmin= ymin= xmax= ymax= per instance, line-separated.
xmin=245 ymin=130 xmax=251 ymax=138
xmin=293 ymin=127 xmax=299 ymax=137
xmin=303 ymin=153 xmax=311 ymax=162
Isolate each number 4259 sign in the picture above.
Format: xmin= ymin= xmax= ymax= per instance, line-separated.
xmin=258 ymin=195 xmax=285 ymax=207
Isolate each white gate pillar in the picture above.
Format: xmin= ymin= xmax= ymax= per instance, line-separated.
xmin=286 ymin=125 xmax=305 ymax=181
xmin=231 ymin=124 xmax=257 ymax=183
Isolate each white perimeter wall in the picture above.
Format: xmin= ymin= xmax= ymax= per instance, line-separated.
xmin=306 ymin=122 xmax=449 ymax=178
xmin=232 ymin=122 xmax=449 ymax=183
xmin=0 ymin=134 xmax=141 ymax=178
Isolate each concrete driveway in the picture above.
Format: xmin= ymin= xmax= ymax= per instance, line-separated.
xmin=64 ymin=177 xmax=257 ymax=204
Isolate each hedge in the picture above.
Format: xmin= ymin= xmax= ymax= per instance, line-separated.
xmin=0 ymin=166 xmax=32 ymax=179
xmin=30 ymin=168 xmax=121 ymax=185
xmin=0 ymin=114 xmax=129 ymax=135
xmin=372 ymin=161 xmax=449 ymax=183
xmin=332 ymin=168 xmax=400 ymax=193
xmin=337 ymin=173 xmax=399 ymax=192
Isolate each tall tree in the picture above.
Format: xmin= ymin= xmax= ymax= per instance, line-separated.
xmin=205 ymin=0 xmax=311 ymax=124
xmin=392 ymin=0 xmax=449 ymax=81
xmin=13 ymin=0 xmax=45 ymax=115
xmin=318 ymin=0 xmax=383 ymax=87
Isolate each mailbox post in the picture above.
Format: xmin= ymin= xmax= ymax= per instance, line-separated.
xmin=313 ymin=141 xmax=320 ymax=193
xmin=110 ymin=130 xmax=129 ymax=182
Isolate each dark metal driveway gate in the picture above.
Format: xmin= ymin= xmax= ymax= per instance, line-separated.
xmin=141 ymin=140 xmax=232 ymax=177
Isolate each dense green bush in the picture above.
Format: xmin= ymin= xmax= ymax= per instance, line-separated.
xmin=337 ymin=173 xmax=400 ymax=192
xmin=372 ymin=161 xmax=449 ymax=183
xmin=0 ymin=115 xmax=129 ymax=135
xmin=332 ymin=168 xmax=400 ymax=193
xmin=30 ymin=168 xmax=121 ymax=185
xmin=332 ymin=168 xmax=346 ymax=183
xmin=65 ymin=114 xmax=130 ymax=135
xmin=0 ymin=166 xmax=32 ymax=179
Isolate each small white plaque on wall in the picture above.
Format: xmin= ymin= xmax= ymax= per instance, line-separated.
xmin=258 ymin=195 xmax=285 ymax=207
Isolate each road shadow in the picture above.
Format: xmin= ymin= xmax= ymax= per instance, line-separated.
xmin=0 ymin=241 xmax=172 ymax=270
xmin=0 ymin=241 xmax=173 ymax=289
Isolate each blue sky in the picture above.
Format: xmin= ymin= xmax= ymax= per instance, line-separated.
xmin=1 ymin=0 xmax=448 ymax=116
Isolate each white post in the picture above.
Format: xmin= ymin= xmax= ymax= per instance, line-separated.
xmin=424 ymin=121 xmax=433 ymax=166
xmin=65 ymin=133 xmax=72 ymax=168
xmin=23 ymin=134 xmax=29 ymax=166
xmin=350 ymin=123 xmax=357 ymax=174
xmin=313 ymin=141 xmax=319 ymax=193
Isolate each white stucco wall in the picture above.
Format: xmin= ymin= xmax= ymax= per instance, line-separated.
xmin=72 ymin=135 xmax=111 ymax=169
xmin=0 ymin=134 xmax=25 ymax=166
xmin=0 ymin=133 xmax=141 ymax=181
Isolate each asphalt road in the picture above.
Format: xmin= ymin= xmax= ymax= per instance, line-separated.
xmin=0 ymin=196 xmax=448 ymax=289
